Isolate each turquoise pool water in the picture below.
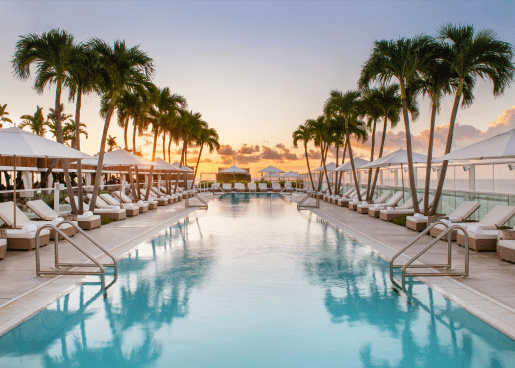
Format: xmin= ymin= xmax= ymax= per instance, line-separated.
xmin=1 ymin=193 xmax=514 ymax=367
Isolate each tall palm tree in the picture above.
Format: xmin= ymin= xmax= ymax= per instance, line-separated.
xmin=19 ymin=106 xmax=47 ymax=136
xmin=368 ymin=84 xmax=402 ymax=198
xmin=65 ymin=119 xmax=88 ymax=147
xmin=359 ymin=36 xmax=434 ymax=213
xmin=47 ymin=103 xmax=73 ymax=140
xmin=87 ymin=38 xmax=154 ymax=210
xmin=292 ymin=124 xmax=316 ymax=191
xmin=0 ymin=103 xmax=13 ymax=128
xmin=12 ymin=28 xmax=83 ymax=213
xmin=324 ymin=90 xmax=368 ymax=201
xmin=430 ymin=24 xmax=515 ymax=215
xmin=306 ymin=116 xmax=333 ymax=194
xmin=193 ymin=127 xmax=220 ymax=182
xmin=107 ymin=135 xmax=118 ymax=151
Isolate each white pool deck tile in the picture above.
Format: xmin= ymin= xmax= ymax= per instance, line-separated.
xmin=2 ymin=192 xmax=515 ymax=341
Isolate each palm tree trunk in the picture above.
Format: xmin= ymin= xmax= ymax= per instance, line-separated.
xmin=370 ymin=116 xmax=387 ymax=198
xmin=89 ymin=97 xmax=117 ymax=211
xmin=430 ymin=79 xmax=464 ymax=215
xmin=168 ymin=135 xmax=173 ymax=163
xmin=152 ymin=128 xmax=159 ymax=161
xmin=194 ymin=144 xmax=204 ymax=181
xmin=401 ymin=85 xmax=420 ymax=213
xmin=423 ymin=102 xmax=437 ymax=215
xmin=162 ymin=133 xmax=166 ymax=160
xmin=123 ymin=116 xmax=129 ymax=150
xmin=335 ymin=143 xmax=339 ymax=194
xmin=304 ymin=143 xmax=315 ymax=191
xmin=338 ymin=140 xmax=347 ymax=193
xmin=74 ymin=88 xmax=84 ymax=214
xmin=366 ymin=118 xmax=377 ymax=201
xmin=346 ymin=128 xmax=361 ymax=201
xmin=183 ymin=141 xmax=188 ymax=166
xmin=132 ymin=122 xmax=137 ymax=154
xmin=144 ymin=165 xmax=153 ymax=201
xmin=321 ymin=143 xmax=332 ymax=195
xmin=55 ymin=81 xmax=78 ymax=214
xmin=173 ymin=144 xmax=186 ymax=194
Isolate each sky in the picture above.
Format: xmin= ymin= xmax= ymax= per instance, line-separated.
xmin=1 ymin=0 xmax=515 ymax=178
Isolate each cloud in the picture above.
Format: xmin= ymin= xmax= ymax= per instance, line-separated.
xmin=200 ymin=158 xmax=212 ymax=163
xmin=217 ymin=144 xmax=237 ymax=156
xmin=260 ymin=146 xmax=298 ymax=161
xmin=238 ymin=144 xmax=260 ymax=154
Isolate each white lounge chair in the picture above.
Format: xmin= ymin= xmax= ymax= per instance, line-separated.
xmin=338 ymin=189 xmax=367 ymax=207
xmin=113 ymin=191 xmax=156 ymax=211
xmin=379 ymin=197 xmax=429 ymax=222
xmin=99 ymin=193 xmax=140 ymax=217
xmin=349 ymin=191 xmax=392 ymax=211
xmin=406 ymin=201 xmax=480 ymax=232
xmin=235 ymin=183 xmax=246 ymax=192
xmin=354 ymin=191 xmax=394 ymax=213
xmin=78 ymin=195 xmax=127 ymax=221
xmin=248 ymin=183 xmax=257 ymax=192
xmin=222 ymin=183 xmax=233 ymax=192
xmin=432 ymin=205 xmax=515 ymax=244
xmin=258 ymin=183 xmax=268 ymax=192
xmin=211 ymin=183 xmax=222 ymax=193
xmin=272 ymin=183 xmax=283 ymax=192
xmin=0 ymin=238 xmax=6 ymax=259
xmin=0 ymin=201 xmax=75 ymax=247
xmin=284 ymin=182 xmax=293 ymax=192
xmin=27 ymin=199 xmax=101 ymax=231
xmin=140 ymin=189 xmax=168 ymax=206
xmin=367 ymin=192 xmax=404 ymax=217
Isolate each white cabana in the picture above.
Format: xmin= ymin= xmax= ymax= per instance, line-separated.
xmin=0 ymin=127 xmax=93 ymax=228
xmin=220 ymin=165 xmax=248 ymax=174
xmin=437 ymin=129 xmax=515 ymax=161
xmin=258 ymin=165 xmax=285 ymax=181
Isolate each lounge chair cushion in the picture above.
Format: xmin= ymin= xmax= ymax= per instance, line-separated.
xmin=477 ymin=205 xmax=515 ymax=227
xmin=26 ymin=200 xmax=60 ymax=220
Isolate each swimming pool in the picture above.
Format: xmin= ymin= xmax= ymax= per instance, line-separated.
xmin=1 ymin=193 xmax=514 ymax=367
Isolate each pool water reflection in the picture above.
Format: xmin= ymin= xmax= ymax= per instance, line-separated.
xmin=1 ymin=193 xmax=514 ymax=367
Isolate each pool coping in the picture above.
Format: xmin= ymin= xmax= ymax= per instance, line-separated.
xmin=0 ymin=194 xmax=220 ymax=337
xmin=282 ymin=194 xmax=515 ymax=341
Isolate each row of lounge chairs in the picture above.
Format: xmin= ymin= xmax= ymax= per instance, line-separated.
xmin=0 ymin=185 xmax=194 ymax=258
xmin=319 ymin=186 xmax=515 ymax=262
xmin=212 ymin=183 xmax=293 ymax=193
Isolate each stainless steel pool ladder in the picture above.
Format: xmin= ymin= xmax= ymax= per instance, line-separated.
xmin=35 ymin=220 xmax=118 ymax=298
xmin=186 ymin=190 xmax=208 ymax=209
xmin=297 ymin=191 xmax=320 ymax=210
xmin=389 ymin=220 xmax=470 ymax=291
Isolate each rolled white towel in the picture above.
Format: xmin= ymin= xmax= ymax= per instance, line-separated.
xmin=387 ymin=206 xmax=394 ymax=211
xmin=52 ymin=217 xmax=64 ymax=225
xmin=335 ymin=195 xmax=340 ymax=199
xmin=414 ymin=213 xmax=423 ymax=219
xmin=148 ymin=198 xmax=154 ymax=203
xmin=160 ymin=195 xmax=165 ymax=199
xmin=341 ymin=196 xmax=347 ymax=200
xmin=374 ymin=204 xmax=382 ymax=209
xmin=137 ymin=200 xmax=143 ymax=204
xmin=125 ymin=203 xmax=134 ymax=208
xmin=467 ymin=225 xmax=482 ymax=234
xmin=165 ymin=195 xmax=171 ymax=198
xmin=362 ymin=201 xmax=367 ymax=205
xmin=112 ymin=206 xmax=121 ymax=210
xmin=352 ymin=199 xmax=359 ymax=203
xmin=83 ymin=211 xmax=93 ymax=217
xmin=441 ymin=219 xmax=452 ymax=227
xmin=22 ymin=224 xmax=38 ymax=233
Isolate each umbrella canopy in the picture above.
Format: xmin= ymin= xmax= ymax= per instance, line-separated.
xmin=79 ymin=149 xmax=158 ymax=167
xmin=312 ymin=162 xmax=338 ymax=172
xmin=334 ymin=158 xmax=370 ymax=172
xmin=219 ymin=165 xmax=248 ymax=174
xmin=360 ymin=149 xmax=428 ymax=169
xmin=281 ymin=171 xmax=300 ymax=178
xmin=154 ymin=158 xmax=185 ymax=171
xmin=258 ymin=165 xmax=285 ymax=174
xmin=437 ymin=129 xmax=515 ymax=161
xmin=172 ymin=162 xmax=194 ymax=172
xmin=0 ymin=127 xmax=92 ymax=159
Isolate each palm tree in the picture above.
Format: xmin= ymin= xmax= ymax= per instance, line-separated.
xmin=324 ymin=90 xmax=368 ymax=201
xmin=193 ymin=127 xmax=220 ymax=182
xmin=359 ymin=36 xmax=434 ymax=213
xmin=19 ymin=106 xmax=48 ymax=136
xmin=107 ymin=135 xmax=118 ymax=151
xmin=0 ymin=103 xmax=13 ymax=128
xmin=368 ymin=84 xmax=402 ymax=198
xmin=66 ymin=119 xmax=88 ymax=148
xmin=306 ymin=116 xmax=333 ymax=194
xmin=47 ymin=103 xmax=73 ymax=140
xmin=292 ymin=124 xmax=316 ymax=191
xmin=430 ymin=24 xmax=515 ymax=215
xmin=87 ymin=38 xmax=154 ymax=210
xmin=12 ymin=28 xmax=83 ymax=213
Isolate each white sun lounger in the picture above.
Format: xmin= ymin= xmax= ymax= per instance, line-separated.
xmin=27 ymin=199 xmax=101 ymax=231
xmin=432 ymin=205 xmax=515 ymax=243
xmin=0 ymin=201 xmax=75 ymax=247
xmin=406 ymin=201 xmax=480 ymax=232
xmin=0 ymin=238 xmax=6 ymax=259
xmin=379 ymin=197 xmax=429 ymax=222
xmin=338 ymin=189 xmax=367 ymax=207
xmin=223 ymin=183 xmax=233 ymax=192
xmin=349 ymin=191 xmax=392 ymax=211
xmin=354 ymin=190 xmax=394 ymax=213
xmin=258 ymin=183 xmax=268 ymax=192
xmin=235 ymin=183 xmax=246 ymax=192
xmin=99 ymin=193 xmax=140 ymax=217
xmin=248 ymin=183 xmax=257 ymax=192
xmin=367 ymin=192 xmax=404 ymax=217
xmin=79 ymin=195 xmax=127 ymax=221
xmin=284 ymin=182 xmax=293 ymax=192
xmin=113 ymin=192 xmax=156 ymax=211
xmin=140 ymin=189 xmax=168 ymax=206
xmin=272 ymin=183 xmax=282 ymax=192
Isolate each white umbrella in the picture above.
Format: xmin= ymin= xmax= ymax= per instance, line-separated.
xmin=334 ymin=158 xmax=370 ymax=172
xmin=281 ymin=171 xmax=301 ymax=179
xmin=437 ymin=129 xmax=515 ymax=161
xmin=0 ymin=127 xmax=93 ymax=228
xmin=361 ymin=149 xmax=428 ymax=201
xmin=220 ymin=165 xmax=248 ymax=173
xmin=258 ymin=165 xmax=284 ymax=181
xmin=312 ymin=162 xmax=338 ymax=172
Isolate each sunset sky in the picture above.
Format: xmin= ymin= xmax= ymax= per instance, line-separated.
xmin=1 ymin=1 xmax=515 ymax=177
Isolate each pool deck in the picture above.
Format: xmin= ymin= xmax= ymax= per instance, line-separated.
xmin=2 ymin=191 xmax=515 ymax=341
xmin=286 ymin=192 xmax=515 ymax=341
xmin=0 ymin=193 xmax=218 ymax=336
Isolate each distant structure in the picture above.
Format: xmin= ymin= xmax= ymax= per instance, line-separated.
xmin=218 ymin=167 xmax=250 ymax=173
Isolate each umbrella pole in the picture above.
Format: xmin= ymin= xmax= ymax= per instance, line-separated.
xmin=13 ymin=155 xmax=16 ymax=229
xmin=135 ymin=166 xmax=141 ymax=199
xmin=119 ymin=164 xmax=122 ymax=205
xmin=401 ymin=163 xmax=405 ymax=202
